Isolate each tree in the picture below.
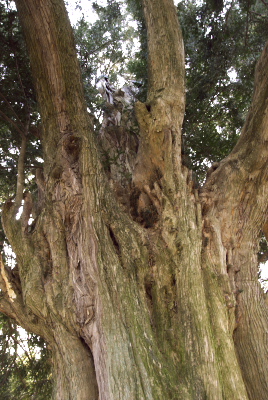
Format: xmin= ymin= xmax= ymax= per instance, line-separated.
xmin=1 ymin=0 xmax=268 ymax=398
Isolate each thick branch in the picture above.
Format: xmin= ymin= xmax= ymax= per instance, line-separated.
xmin=142 ymin=0 xmax=185 ymax=102
xmin=132 ymin=0 xmax=185 ymax=197
xmin=14 ymin=0 xmax=106 ymax=216
xmin=0 ymin=255 xmax=45 ymax=338
xmin=230 ymin=41 xmax=268 ymax=167
xmin=200 ymin=41 xmax=268 ymax=400
xmin=14 ymin=0 xmax=89 ymax=163
xmin=202 ymin=41 xmax=268 ymax=241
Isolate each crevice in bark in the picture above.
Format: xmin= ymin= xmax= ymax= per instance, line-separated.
xmin=144 ymin=277 xmax=153 ymax=303
xmin=130 ymin=187 xmax=160 ymax=228
xmin=63 ymin=134 xmax=81 ymax=164
xmin=107 ymin=225 xmax=121 ymax=256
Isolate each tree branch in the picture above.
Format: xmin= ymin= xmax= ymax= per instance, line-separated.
xmin=260 ymin=0 xmax=268 ymax=8
xmin=14 ymin=48 xmax=31 ymax=118
xmin=0 ymin=92 xmax=25 ymax=128
xmin=132 ymin=0 xmax=185 ymax=199
xmin=14 ymin=133 xmax=27 ymax=210
xmin=0 ymin=109 xmax=25 ymax=136
xmin=203 ymin=41 xmax=268 ymax=202
xmin=0 ymin=254 xmax=50 ymax=340
xmin=142 ymin=0 xmax=185 ymax=102
xmin=0 ymin=255 xmax=17 ymax=303
xmin=232 ymin=41 xmax=268 ymax=161
xmin=200 ymin=41 xmax=268 ymax=270
xmin=90 ymin=39 xmax=114 ymax=55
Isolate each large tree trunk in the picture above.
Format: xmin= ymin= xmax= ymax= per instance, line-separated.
xmin=1 ymin=0 xmax=268 ymax=399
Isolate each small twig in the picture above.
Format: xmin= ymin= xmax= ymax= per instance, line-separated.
xmin=245 ymin=11 xmax=249 ymax=47
xmin=0 ymin=109 xmax=25 ymax=136
xmin=249 ymin=10 xmax=268 ymax=19
xmin=12 ymin=335 xmax=36 ymax=363
xmin=0 ymin=92 xmax=24 ymax=128
xmin=0 ymin=163 xmax=42 ymax=171
xmin=260 ymin=0 xmax=268 ymax=8
xmin=89 ymin=39 xmax=114 ymax=55
xmin=14 ymin=50 xmax=32 ymax=121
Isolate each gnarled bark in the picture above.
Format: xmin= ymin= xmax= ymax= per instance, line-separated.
xmin=1 ymin=0 xmax=268 ymax=399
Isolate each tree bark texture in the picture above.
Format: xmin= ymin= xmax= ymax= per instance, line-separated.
xmin=0 ymin=0 xmax=268 ymax=399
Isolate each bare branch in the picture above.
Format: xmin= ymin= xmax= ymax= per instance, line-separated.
xmin=0 ymin=109 xmax=25 ymax=136
xmin=0 ymin=254 xmax=49 ymax=340
xmin=89 ymin=39 xmax=114 ymax=55
xmin=12 ymin=335 xmax=35 ymax=363
xmin=0 ymin=255 xmax=17 ymax=303
xmin=249 ymin=10 xmax=268 ymax=19
xmin=260 ymin=0 xmax=268 ymax=8
xmin=14 ymin=133 xmax=27 ymax=210
xmin=14 ymin=50 xmax=31 ymax=117
xmin=0 ymin=92 xmax=25 ymax=128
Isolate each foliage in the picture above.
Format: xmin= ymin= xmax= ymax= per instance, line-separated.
xmin=0 ymin=2 xmax=50 ymax=396
xmin=74 ymin=0 xmax=138 ymax=116
xmin=125 ymin=0 xmax=148 ymax=101
xmin=0 ymin=0 xmax=42 ymax=201
xmin=1 ymin=0 xmax=268 ymax=189
xmin=178 ymin=0 xmax=268 ymax=180
xmin=0 ymin=0 xmax=138 ymax=200
xmin=0 ymin=314 xmax=52 ymax=400
xmin=124 ymin=0 xmax=268 ymax=180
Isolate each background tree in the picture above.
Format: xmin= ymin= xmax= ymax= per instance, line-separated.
xmin=179 ymin=0 xmax=268 ymax=179
xmin=0 ymin=0 xmax=268 ymax=399
xmin=0 ymin=314 xmax=52 ymax=400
